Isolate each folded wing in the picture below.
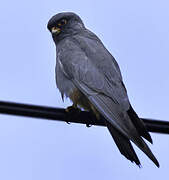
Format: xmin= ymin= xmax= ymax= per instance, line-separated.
xmin=58 ymin=38 xmax=159 ymax=167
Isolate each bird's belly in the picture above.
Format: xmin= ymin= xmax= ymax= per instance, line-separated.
xmin=69 ymin=88 xmax=90 ymax=109
xmin=69 ymin=88 xmax=100 ymax=119
xmin=56 ymin=63 xmax=99 ymax=118
xmin=57 ymin=77 xmax=100 ymax=118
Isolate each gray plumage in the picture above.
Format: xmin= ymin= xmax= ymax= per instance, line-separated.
xmin=47 ymin=12 xmax=159 ymax=167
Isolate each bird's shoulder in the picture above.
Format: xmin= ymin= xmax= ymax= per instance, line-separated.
xmin=57 ymin=30 xmax=126 ymax=91
xmin=70 ymin=30 xmax=123 ymax=82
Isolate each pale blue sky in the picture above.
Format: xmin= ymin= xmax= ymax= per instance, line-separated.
xmin=0 ymin=0 xmax=169 ymax=179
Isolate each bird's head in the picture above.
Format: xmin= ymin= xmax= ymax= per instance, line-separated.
xmin=47 ymin=12 xmax=85 ymax=42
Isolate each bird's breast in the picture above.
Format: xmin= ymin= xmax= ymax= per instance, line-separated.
xmin=55 ymin=56 xmax=76 ymax=98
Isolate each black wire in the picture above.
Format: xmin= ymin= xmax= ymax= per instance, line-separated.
xmin=0 ymin=100 xmax=169 ymax=134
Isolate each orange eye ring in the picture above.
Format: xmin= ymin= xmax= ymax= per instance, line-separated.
xmin=57 ymin=23 xmax=62 ymax=27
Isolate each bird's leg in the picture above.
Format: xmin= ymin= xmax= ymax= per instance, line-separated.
xmin=65 ymin=103 xmax=80 ymax=112
xmin=85 ymin=104 xmax=100 ymax=128
xmin=65 ymin=103 xmax=81 ymax=124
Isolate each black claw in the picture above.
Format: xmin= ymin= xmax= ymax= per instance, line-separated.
xmin=65 ymin=106 xmax=81 ymax=113
xmin=65 ymin=106 xmax=81 ymax=122
xmin=86 ymin=124 xmax=92 ymax=128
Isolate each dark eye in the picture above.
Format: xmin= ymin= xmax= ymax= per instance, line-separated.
xmin=57 ymin=19 xmax=67 ymax=27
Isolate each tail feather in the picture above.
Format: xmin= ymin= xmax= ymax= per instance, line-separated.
xmin=127 ymin=105 xmax=152 ymax=143
xmin=106 ymin=121 xmax=141 ymax=166
xmin=84 ymin=91 xmax=159 ymax=167
xmin=106 ymin=120 xmax=160 ymax=167
xmin=131 ymin=134 xmax=160 ymax=167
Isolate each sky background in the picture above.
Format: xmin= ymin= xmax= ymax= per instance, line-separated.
xmin=0 ymin=0 xmax=169 ymax=179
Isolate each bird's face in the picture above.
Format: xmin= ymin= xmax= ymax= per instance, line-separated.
xmin=47 ymin=12 xmax=85 ymax=42
xmin=48 ymin=18 xmax=67 ymax=35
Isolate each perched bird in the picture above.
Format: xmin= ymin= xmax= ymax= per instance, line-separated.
xmin=47 ymin=12 xmax=159 ymax=167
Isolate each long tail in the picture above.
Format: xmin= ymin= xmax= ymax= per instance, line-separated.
xmin=106 ymin=119 xmax=159 ymax=167
xmin=106 ymin=121 xmax=141 ymax=166
xmin=127 ymin=105 xmax=152 ymax=143
xmin=84 ymin=92 xmax=159 ymax=167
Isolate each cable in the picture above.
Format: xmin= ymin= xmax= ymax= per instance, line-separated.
xmin=0 ymin=100 xmax=169 ymax=134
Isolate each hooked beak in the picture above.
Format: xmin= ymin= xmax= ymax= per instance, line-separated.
xmin=51 ymin=27 xmax=61 ymax=34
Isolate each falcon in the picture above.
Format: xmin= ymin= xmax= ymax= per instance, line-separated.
xmin=47 ymin=12 xmax=159 ymax=167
